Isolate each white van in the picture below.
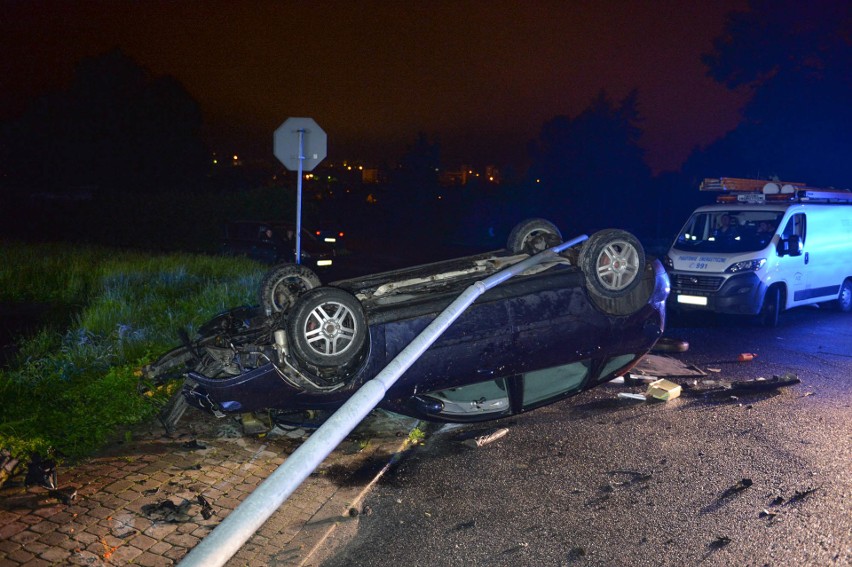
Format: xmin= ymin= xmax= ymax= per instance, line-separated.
xmin=664 ymin=177 xmax=852 ymax=325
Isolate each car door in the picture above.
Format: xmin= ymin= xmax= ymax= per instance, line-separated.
xmin=382 ymin=294 xmax=515 ymax=394
xmin=505 ymin=270 xmax=607 ymax=375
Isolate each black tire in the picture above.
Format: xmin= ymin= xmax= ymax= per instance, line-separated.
xmin=507 ymin=218 xmax=563 ymax=254
xmin=831 ymin=278 xmax=852 ymax=312
xmin=259 ymin=264 xmax=321 ymax=315
xmin=287 ymin=287 xmax=368 ymax=375
xmin=579 ymin=229 xmax=645 ymax=299
xmin=760 ymin=285 xmax=781 ymax=327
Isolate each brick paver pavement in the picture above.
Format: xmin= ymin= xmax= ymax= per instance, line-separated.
xmin=0 ymin=410 xmax=416 ymax=566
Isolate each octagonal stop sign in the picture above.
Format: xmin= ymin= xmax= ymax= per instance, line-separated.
xmin=273 ymin=117 xmax=327 ymax=172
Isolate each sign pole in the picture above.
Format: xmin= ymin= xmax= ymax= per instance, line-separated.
xmin=295 ymin=129 xmax=305 ymax=264
xmin=273 ymin=118 xmax=326 ymax=265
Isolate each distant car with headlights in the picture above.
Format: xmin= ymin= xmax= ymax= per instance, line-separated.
xmin=145 ymin=219 xmax=668 ymax=428
xmin=665 ymin=177 xmax=852 ymax=326
xmin=221 ymin=220 xmax=334 ymax=269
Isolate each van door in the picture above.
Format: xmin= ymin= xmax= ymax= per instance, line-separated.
xmin=775 ymin=212 xmax=808 ymax=308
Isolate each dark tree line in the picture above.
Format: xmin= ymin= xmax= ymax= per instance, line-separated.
xmin=0 ymin=49 xmax=207 ymax=197
xmin=685 ymin=0 xmax=852 ymax=188
xmin=3 ymin=2 xmax=850 ymax=251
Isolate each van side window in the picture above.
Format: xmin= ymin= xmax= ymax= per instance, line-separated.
xmin=781 ymin=213 xmax=806 ymax=244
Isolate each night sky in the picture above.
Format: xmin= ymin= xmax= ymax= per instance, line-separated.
xmin=1 ymin=1 xmax=750 ymax=173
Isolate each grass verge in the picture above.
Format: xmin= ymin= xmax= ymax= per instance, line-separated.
xmin=0 ymin=241 xmax=265 ymax=479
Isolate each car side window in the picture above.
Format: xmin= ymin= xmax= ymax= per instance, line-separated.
xmin=426 ymin=378 xmax=510 ymax=417
xmin=598 ymin=354 xmax=637 ymax=382
xmin=522 ymin=360 xmax=590 ymax=408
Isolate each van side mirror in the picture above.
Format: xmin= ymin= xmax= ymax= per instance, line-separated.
xmin=778 ymin=235 xmax=803 ymax=257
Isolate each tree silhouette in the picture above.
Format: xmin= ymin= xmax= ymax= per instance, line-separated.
xmin=1 ymin=49 xmax=207 ymax=195
xmin=527 ymin=90 xmax=652 ymax=233
xmin=688 ymin=1 xmax=852 ymax=187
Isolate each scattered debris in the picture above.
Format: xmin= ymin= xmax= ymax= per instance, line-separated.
xmin=197 ymin=494 xmax=215 ymax=520
xmin=453 ymin=519 xmax=476 ymax=531
xmin=729 ymin=374 xmax=800 ymax=392
xmin=721 ymin=478 xmax=753 ymax=498
xmin=240 ymin=412 xmax=269 ymax=435
xmin=759 ymin=509 xmax=778 ymax=519
xmin=462 ymin=427 xmax=509 ymax=448
xmin=709 ymin=535 xmax=732 ymax=549
xmin=141 ymin=498 xmax=193 ymax=523
xmin=770 ymin=496 xmax=785 ymax=506
xmin=181 ymin=439 xmax=207 ymax=451
xmin=617 ymin=393 xmax=647 ymax=402
xmin=25 ymin=454 xmax=57 ymax=489
xmin=785 ymin=486 xmax=820 ymax=505
xmin=626 ymin=373 xmax=658 ymax=385
xmin=707 ymin=367 xmax=722 ymax=373
xmin=607 ymin=470 xmax=653 ymax=487
xmin=142 ymin=487 xmax=160 ymax=496
xmin=737 ymin=353 xmax=757 ymax=362
xmin=646 ymin=379 xmax=682 ymax=401
xmin=48 ymin=486 xmax=78 ymax=505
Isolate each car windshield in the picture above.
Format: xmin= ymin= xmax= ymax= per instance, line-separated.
xmin=673 ymin=210 xmax=784 ymax=253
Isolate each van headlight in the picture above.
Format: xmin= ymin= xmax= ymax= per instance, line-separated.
xmin=725 ymin=259 xmax=766 ymax=273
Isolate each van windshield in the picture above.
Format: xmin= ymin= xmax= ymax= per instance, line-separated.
xmin=673 ymin=210 xmax=784 ymax=253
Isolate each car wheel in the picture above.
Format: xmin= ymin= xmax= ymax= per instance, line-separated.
xmin=287 ymin=287 xmax=368 ymax=375
xmin=831 ymin=278 xmax=852 ymax=312
xmin=507 ymin=218 xmax=563 ymax=254
xmin=579 ymin=229 xmax=645 ymax=299
xmin=260 ymin=264 xmax=321 ymax=314
xmin=760 ymin=285 xmax=782 ymax=327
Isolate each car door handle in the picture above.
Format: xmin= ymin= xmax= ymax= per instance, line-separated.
xmin=804 ymin=252 xmax=809 ymax=264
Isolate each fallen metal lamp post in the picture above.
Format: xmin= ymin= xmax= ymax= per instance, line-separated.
xmin=178 ymin=234 xmax=589 ymax=567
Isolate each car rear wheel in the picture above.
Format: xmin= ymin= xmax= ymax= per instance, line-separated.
xmin=287 ymin=287 xmax=368 ymax=376
xmin=579 ymin=229 xmax=645 ymax=299
xmin=260 ymin=264 xmax=321 ymax=314
xmin=507 ymin=218 xmax=563 ymax=254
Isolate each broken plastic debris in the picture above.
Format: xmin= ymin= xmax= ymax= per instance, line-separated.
xmin=25 ymin=455 xmax=58 ymax=489
xmin=463 ymin=427 xmax=509 ymax=447
xmin=646 ymin=379 xmax=682 ymax=402
xmin=609 ymin=376 xmax=626 ymax=385
xmin=729 ymin=373 xmax=800 ymax=392
xmin=707 ymin=367 xmax=722 ymax=373
xmin=628 ymin=373 xmax=657 ymax=384
xmin=737 ymin=352 xmax=757 ymax=362
xmin=617 ymin=393 xmax=647 ymax=401
xmin=721 ymin=478 xmax=753 ymax=498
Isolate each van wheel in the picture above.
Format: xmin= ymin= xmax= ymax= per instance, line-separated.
xmin=832 ymin=279 xmax=852 ymax=312
xmin=760 ymin=285 xmax=782 ymax=327
xmin=287 ymin=287 xmax=368 ymax=378
xmin=260 ymin=264 xmax=321 ymax=314
xmin=580 ymin=229 xmax=645 ymax=299
xmin=507 ymin=218 xmax=562 ymax=254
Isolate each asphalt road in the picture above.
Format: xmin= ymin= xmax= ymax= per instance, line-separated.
xmin=317 ymin=306 xmax=852 ymax=566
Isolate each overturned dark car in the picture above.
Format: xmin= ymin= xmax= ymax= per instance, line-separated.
xmin=143 ymin=219 xmax=669 ymax=427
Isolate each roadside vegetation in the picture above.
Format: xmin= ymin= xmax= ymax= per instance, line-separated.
xmin=0 ymin=241 xmax=265 ymax=484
